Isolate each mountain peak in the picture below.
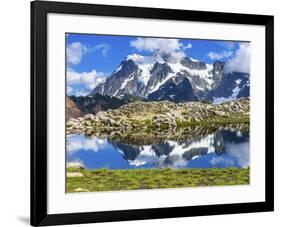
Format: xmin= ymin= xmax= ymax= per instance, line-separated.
xmin=91 ymin=52 xmax=250 ymax=104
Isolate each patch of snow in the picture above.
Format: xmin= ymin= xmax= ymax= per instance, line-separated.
xmin=112 ymin=72 xmax=135 ymax=96
xmin=120 ymin=72 xmax=135 ymax=90
xmin=213 ymin=82 xmax=247 ymax=104
xmin=191 ymin=155 xmax=200 ymax=160
xmin=232 ymin=85 xmax=241 ymax=97
xmin=190 ymin=57 xmax=199 ymax=62
xmin=169 ymin=94 xmax=176 ymax=98
xmin=138 ymin=64 xmax=154 ymax=85
xmin=116 ymin=148 xmax=124 ymax=156
xmin=185 ymin=134 xmax=215 ymax=154
xmin=139 ymin=146 xmax=155 ymax=156
xmin=167 ymin=134 xmax=215 ymax=157
xmin=236 ymin=131 xmax=243 ymax=137
xmin=195 ymin=85 xmax=204 ymax=91
xmin=235 ymin=79 xmax=242 ymax=85
xmin=112 ymin=89 xmax=119 ymax=97
xmin=148 ymin=72 xmax=176 ymax=94
xmin=114 ymin=64 xmax=123 ymax=74
xmin=168 ymin=62 xmax=214 ymax=89
xmin=206 ymin=63 xmax=214 ymax=72
xmin=128 ymin=146 xmax=159 ymax=167
xmin=126 ymin=54 xmax=157 ymax=86
xmin=100 ymin=83 xmax=104 ymax=95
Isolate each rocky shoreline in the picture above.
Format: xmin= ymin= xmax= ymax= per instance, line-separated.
xmin=66 ymin=97 xmax=250 ymax=138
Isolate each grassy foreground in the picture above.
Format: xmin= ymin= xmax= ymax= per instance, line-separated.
xmin=66 ymin=167 xmax=249 ymax=192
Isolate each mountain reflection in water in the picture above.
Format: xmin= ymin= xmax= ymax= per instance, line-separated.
xmin=66 ymin=127 xmax=249 ymax=170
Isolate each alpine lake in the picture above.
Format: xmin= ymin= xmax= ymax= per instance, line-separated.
xmin=66 ymin=124 xmax=250 ymax=192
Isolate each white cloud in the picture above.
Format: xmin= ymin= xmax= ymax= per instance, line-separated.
xmin=67 ymin=42 xmax=87 ymax=65
xmin=130 ymin=38 xmax=182 ymax=53
xmin=67 ymin=136 xmax=107 ymax=154
xmin=74 ymin=90 xmax=91 ymax=97
xmin=210 ymin=156 xmax=234 ymax=166
xmin=218 ymin=41 xmax=235 ymax=50
xmin=67 ymin=86 xmax=73 ymax=94
xmin=207 ymin=50 xmax=233 ymax=60
xmin=167 ymin=51 xmax=186 ymax=63
xmin=93 ymin=43 xmax=110 ymax=57
xmin=67 ymin=68 xmax=107 ymax=96
xmin=130 ymin=38 xmax=189 ymax=62
xmin=67 ymin=42 xmax=110 ymax=65
xmin=226 ymin=142 xmax=249 ymax=168
xmin=224 ymin=43 xmax=250 ymax=74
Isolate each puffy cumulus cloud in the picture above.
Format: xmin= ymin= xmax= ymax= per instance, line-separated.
xmin=207 ymin=50 xmax=233 ymax=60
xmin=67 ymin=42 xmax=87 ymax=65
xmin=67 ymin=42 xmax=110 ymax=65
xmin=166 ymin=51 xmax=186 ymax=64
xmin=224 ymin=43 xmax=250 ymax=74
xmin=130 ymin=38 xmax=190 ymax=62
xmin=67 ymin=135 xmax=107 ymax=154
xmin=130 ymin=38 xmax=182 ymax=53
xmin=226 ymin=142 xmax=249 ymax=168
xmin=67 ymin=68 xmax=107 ymax=96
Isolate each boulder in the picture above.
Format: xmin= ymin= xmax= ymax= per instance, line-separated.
xmin=84 ymin=114 xmax=95 ymax=120
xmin=66 ymin=172 xmax=84 ymax=178
xmin=67 ymin=162 xmax=85 ymax=169
xmin=74 ymin=188 xmax=89 ymax=192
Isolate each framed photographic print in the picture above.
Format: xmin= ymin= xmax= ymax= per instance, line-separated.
xmin=31 ymin=0 xmax=274 ymax=226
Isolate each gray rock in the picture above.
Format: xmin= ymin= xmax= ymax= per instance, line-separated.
xmin=67 ymin=162 xmax=85 ymax=169
xmin=84 ymin=114 xmax=95 ymax=120
xmin=66 ymin=172 xmax=84 ymax=178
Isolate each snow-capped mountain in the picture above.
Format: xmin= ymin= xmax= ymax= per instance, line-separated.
xmin=90 ymin=53 xmax=249 ymax=103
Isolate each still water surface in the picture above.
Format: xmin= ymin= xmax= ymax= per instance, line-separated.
xmin=67 ymin=127 xmax=249 ymax=170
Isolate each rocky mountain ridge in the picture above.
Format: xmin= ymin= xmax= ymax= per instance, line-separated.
xmin=90 ymin=53 xmax=250 ymax=103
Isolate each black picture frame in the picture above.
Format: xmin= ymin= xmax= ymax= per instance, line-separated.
xmin=31 ymin=1 xmax=274 ymax=226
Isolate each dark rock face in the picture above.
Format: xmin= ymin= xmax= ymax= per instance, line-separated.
xmin=208 ymin=72 xmax=250 ymax=102
xmin=145 ymin=62 xmax=173 ymax=94
xmin=182 ymin=148 xmax=208 ymax=160
xmin=181 ymin=57 xmax=207 ymax=70
xmin=91 ymin=59 xmax=139 ymax=96
xmin=148 ymin=75 xmax=198 ymax=103
xmin=211 ymin=61 xmax=225 ymax=89
xmin=67 ymin=94 xmax=143 ymax=117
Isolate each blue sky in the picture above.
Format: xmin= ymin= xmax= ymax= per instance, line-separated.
xmin=66 ymin=33 xmax=249 ymax=96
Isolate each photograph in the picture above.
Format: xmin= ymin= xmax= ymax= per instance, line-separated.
xmin=29 ymin=1 xmax=274 ymax=225
xmin=65 ymin=34 xmax=250 ymax=193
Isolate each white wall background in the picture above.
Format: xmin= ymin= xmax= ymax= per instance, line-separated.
xmin=0 ymin=0 xmax=279 ymax=226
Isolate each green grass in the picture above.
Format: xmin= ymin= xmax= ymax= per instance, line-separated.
xmin=66 ymin=167 xmax=249 ymax=192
